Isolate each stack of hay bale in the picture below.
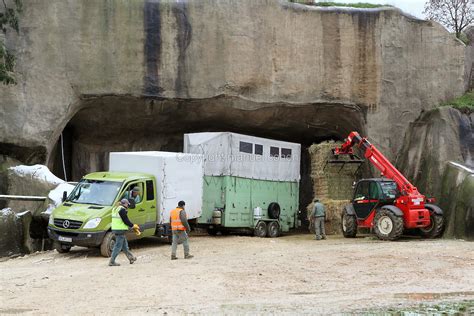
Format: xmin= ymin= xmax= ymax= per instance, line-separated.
xmin=307 ymin=141 xmax=360 ymax=235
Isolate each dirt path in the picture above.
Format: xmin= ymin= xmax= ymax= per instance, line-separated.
xmin=1 ymin=234 xmax=473 ymax=315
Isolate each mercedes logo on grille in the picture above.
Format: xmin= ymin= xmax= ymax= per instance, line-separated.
xmin=63 ymin=220 xmax=70 ymax=229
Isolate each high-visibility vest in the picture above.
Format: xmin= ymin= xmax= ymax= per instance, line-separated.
xmin=112 ymin=206 xmax=129 ymax=231
xmin=170 ymin=208 xmax=186 ymax=231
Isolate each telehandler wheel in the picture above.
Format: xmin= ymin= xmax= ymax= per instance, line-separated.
xmin=254 ymin=221 xmax=267 ymax=238
xmin=54 ymin=241 xmax=71 ymax=253
xmin=419 ymin=213 xmax=444 ymax=238
xmin=373 ymin=208 xmax=404 ymax=241
xmin=341 ymin=209 xmax=357 ymax=238
xmin=100 ymin=232 xmax=115 ymax=257
xmin=267 ymin=221 xmax=280 ymax=238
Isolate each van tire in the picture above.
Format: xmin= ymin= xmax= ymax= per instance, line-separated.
xmin=54 ymin=241 xmax=71 ymax=253
xmin=267 ymin=203 xmax=281 ymax=219
xmin=100 ymin=232 xmax=115 ymax=257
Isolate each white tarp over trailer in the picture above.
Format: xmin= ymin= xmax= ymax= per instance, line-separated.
xmin=184 ymin=132 xmax=301 ymax=181
xmin=109 ymin=152 xmax=204 ymax=224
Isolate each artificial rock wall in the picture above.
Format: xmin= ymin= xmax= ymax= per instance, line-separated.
xmin=0 ymin=0 xmax=466 ymax=174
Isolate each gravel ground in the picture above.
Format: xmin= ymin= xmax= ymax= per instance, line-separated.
xmin=0 ymin=234 xmax=473 ymax=315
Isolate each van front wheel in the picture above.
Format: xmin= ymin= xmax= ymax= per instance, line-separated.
xmin=100 ymin=232 xmax=115 ymax=257
xmin=54 ymin=241 xmax=71 ymax=253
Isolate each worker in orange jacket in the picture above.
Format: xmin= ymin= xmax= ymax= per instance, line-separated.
xmin=170 ymin=200 xmax=193 ymax=260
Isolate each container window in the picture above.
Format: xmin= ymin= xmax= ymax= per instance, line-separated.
xmin=281 ymin=148 xmax=292 ymax=158
xmin=146 ymin=180 xmax=154 ymax=201
xmin=270 ymin=146 xmax=279 ymax=157
xmin=239 ymin=141 xmax=253 ymax=154
xmin=254 ymin=144 xmax=263 ymax=155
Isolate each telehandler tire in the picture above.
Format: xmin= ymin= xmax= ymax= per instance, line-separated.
xmin=341 ymin=208 xmax=357 ymax=238
xmin=373 ymin=208 xmax=404 ymax=241
xmin=419 ymin=213 xmax=444 ymax=238
xmin=100 ymin=232 xmax=115 ymax=257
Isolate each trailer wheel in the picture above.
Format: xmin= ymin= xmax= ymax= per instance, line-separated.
xmin=100 ymin=232 xmax=115 ymax=257
xmin=267 ymin=221 xmax=280 ymax=238
xmin=419 ymin=213 xmax=444 ymax=238
xmin=341 ymin=208 xmax=357 ymax=238
xmin=54 ymin=241 xmax=71 ymax=253
xmin=373 ymin=208 xmax=404 ymax=241
xmin=267 ymin=203 xmax=281 ymax=219
xmin=254 ymin=221 xmax=267 ymax=238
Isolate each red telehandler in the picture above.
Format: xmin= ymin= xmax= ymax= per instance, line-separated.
xmin=331 ymin=131 xmax=444 ymax=240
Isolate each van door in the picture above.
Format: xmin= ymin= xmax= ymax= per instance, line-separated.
xmin=141 ymin=179 xmax=157 ymax=236
xmin=122 ymin=182 xmax=146 ymax=239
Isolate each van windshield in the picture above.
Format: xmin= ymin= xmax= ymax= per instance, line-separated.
xmin=67 ymin=179 xmax=122 ymax=206
xmin=380 ymin=181 xmax=398 ymax=199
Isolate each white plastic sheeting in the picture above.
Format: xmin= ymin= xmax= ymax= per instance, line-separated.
xmin=184 ymin=132 xmax=301 ymax=182
xmin=109 ymin=152 xmax=204 ymax=224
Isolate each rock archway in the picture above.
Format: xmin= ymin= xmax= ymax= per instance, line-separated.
xmin=47 ymin=95 xmax=367 ymax=211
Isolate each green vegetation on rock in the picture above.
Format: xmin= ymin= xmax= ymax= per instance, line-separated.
xmin=441 ymin=92 xmax=474 ymax=113
xmin=291 ymin=1 xmax=391 ymax=8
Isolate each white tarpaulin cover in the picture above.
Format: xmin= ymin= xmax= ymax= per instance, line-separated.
xmin=184 ymin=132 xmax=301 ymax=182
xmin=109 ymin=152 xmax=204 ymax=224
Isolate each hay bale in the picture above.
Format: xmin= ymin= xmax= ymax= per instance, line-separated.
xmin=306 ymin=199 xmax=350 ymax=235
xmin=306 ymin=141 xmax=359 ymax=235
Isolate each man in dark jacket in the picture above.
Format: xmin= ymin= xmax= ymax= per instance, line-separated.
xmin=312 ymin=198 xmax=326 ymax=240
xmin=109 ymin=199 xmax=139 ymax=266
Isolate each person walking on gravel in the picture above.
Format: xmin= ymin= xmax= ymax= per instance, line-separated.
xmin=109 ymin=199 xmax=139 ymax=266
xmin=170 ymin=200 xmax=193 ymax=260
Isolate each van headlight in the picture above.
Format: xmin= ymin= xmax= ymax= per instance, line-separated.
xmin=83 ymin=218 xmax=102 ymax=229
xmin=48 ymin=214 xmax=54 ymax=225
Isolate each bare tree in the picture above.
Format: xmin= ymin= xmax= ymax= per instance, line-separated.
xmin=424 ymin=0 xmax=474 ymax=39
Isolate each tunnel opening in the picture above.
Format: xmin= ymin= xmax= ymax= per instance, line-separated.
xmin=49 ymin=95 xmax=367 ymax=220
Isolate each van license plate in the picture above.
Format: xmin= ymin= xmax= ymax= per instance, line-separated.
xmin=58 ymin=236 xmax=72 ymax=243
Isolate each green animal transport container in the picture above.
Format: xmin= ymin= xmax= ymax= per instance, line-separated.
xmin=184 ymin=132 xmax=301 ymax=237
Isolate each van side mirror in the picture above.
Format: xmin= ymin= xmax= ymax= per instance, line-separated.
xmin=128 ymin=199 xmax=136 ymax=209
xmin=62 ymin=191 xmax=68 ymax=202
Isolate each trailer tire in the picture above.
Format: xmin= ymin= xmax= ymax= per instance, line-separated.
xmin=341 ymin=208 xmax=357 ymax=238
xmin=419 ymin=213 xmax=444 ymax=238
xmin=267 ymin=203 xmax=280 ymax=219
xmin=254 ymin=221 xmax=267 ymax=238
xmin=100 ymin=232 xmax=115 ymax=257
xmin=54 ymin=241 xmax=71 ymax=253
xmin=267 ymin=221 xmax=280 ymax=238
xmin=373 ymin=208 xmax=404 ymax=241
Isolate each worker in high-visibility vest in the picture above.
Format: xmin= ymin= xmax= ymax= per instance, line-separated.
xmin=109 ymin=199 xmax=139 ymax=266
xmin=170 ymin=200 xmax=193 ymax=260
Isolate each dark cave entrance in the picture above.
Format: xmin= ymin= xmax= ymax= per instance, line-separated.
xmin=49 ymin=95 xmax=367 ymax=217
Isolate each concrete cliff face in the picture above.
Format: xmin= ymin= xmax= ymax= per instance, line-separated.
xmin=0 ymin=1 xmax=466 ymax=178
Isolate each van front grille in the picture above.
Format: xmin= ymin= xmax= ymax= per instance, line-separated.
xmin=54 ymin=218 xmax=83 ymax=229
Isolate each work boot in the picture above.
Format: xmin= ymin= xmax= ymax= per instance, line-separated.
xmin=171 ymin=255 xmax=178 ymax=260
xmin=108 ymin=261 xmax=120 ymax=267
xmin=184 ymin=254 xmax=194 ymax=259
xmin=128 ymin=256 xmax=137 ymax=264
